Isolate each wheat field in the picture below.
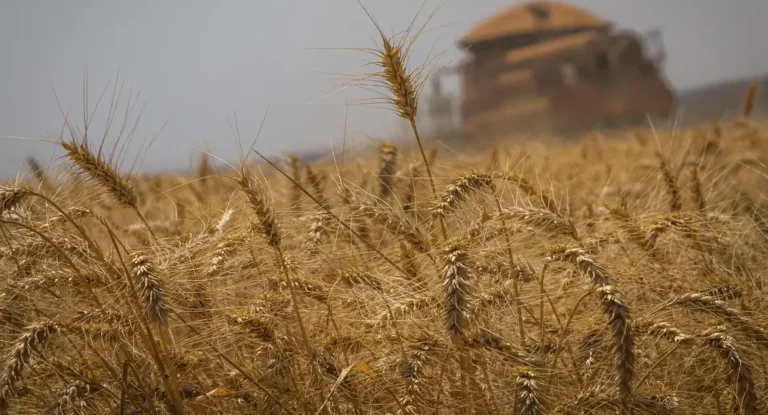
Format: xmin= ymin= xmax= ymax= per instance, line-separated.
xmin=2 ymin=19 xmax=768 ymax=415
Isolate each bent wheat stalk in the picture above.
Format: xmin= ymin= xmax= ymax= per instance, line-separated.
xmin=547 ymin=248 xmax=634 ymax=413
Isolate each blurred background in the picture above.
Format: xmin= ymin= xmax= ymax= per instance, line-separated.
xmin=2 ymin=0 xmax=767 ymax=178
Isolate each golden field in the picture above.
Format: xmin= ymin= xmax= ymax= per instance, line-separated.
xmin=1 ymin=26 xmax=768 ymax=415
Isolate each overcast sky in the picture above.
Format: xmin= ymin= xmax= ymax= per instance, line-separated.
xmin=2 ymin=0 xmax=768 ymax=179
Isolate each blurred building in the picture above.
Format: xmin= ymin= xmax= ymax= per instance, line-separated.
xmin=431 ymin=1 xmax=676 ymax=140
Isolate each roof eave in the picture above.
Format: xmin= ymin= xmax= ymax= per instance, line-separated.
xmin=459 ymin=23 xmax=612 ymax=51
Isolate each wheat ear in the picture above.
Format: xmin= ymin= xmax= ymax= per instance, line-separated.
xmin=703 ymin=329 xmax=758 ymax=415
xmin=398 ymin=338 xmax=436 ymax=415
xmin=503 ymin=173 xmax=558 ymax=215
xmin=358 ymin=9 xmax=439 ymax=208
xmin=633 ymin=320 xmax=693 ymax=345
xmin=60 ymin=139 xmax=155 ymax=237
xmin=131 ymin=253 xmax=170 ymax=327
xmin=547 ymin=248 xmax=633 ymax=412
xmin=664 ymin=293 xmax=768 ymax=346
xmin=495 ymin=207 xmax=578 ymax=240
xmin=215 ymin=208 xmax=233 ymax=236
xmin=431 ymin=171 xmax=493 ymax=218
xmin=515 ymin=369 xmax=542 ymax=415
xmin=656 ymin=152 xmax=682 ymax=212
xmin=0 ymin=322 xmax=60 ymax=409
xmin=442 ymin=242 xmax=474 ymax=345
xmin=378 ymin=34 xmax=437 ymax=195
xmin=0 ymin=187 xmax=27 ymax=217
xmin=236 ymin=171 xmax=281 ymax=247
xmin=236 ymin=167 xmax=323 ymax=405
xmin=378 ymin=141 xmax=398 ymax=200
xmin=48 ymin=379 xmax=101 ymax=415
xmin=689 ymin=165 xmax=707 ymax=211
xmin=644 ymin=213 xmax=696 ymax=250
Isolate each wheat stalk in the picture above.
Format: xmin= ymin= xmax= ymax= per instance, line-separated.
xmin=307 ymin=213 xmax=331 ymax=251
xmin=358 ymin=11 xmax=439 ymax=206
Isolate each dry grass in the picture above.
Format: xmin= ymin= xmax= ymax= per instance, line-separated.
xmin=2 ymin=14 xmax=768 ymax=415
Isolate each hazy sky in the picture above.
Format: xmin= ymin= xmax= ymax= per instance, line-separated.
xmin=2 ymin=0 xmax=768 ymax=178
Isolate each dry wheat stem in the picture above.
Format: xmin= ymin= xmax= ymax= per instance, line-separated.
xmin=98 ymin=219 xmax=185 ymax=413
